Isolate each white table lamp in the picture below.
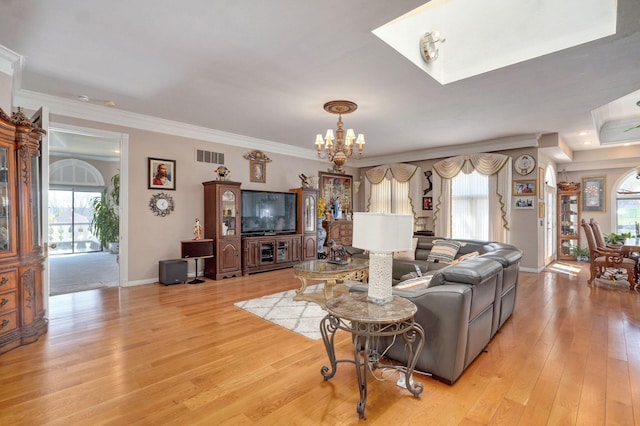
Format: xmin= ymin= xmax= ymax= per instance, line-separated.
xmin=352 ymin=212 xmax=414 ymax=304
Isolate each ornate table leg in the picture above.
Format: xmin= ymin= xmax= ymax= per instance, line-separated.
xmin=323 ymin=278 xmax=337 ymax=300
xmin=294 ymin=275 xmax=308 ymax=297
xmin=353 ymin=333 xmax=369 ymax=419
xmin=320 ymin=314 xmax=340 ymax=380
xmin=402 ymin=322 xmax=425 ymax=398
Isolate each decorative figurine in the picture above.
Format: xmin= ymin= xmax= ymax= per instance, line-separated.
xmin=215 ymin=166 xmax=231 ymax=181
xmin=193 ymin=218 xmax=202 ymax=240
xmin=298 ymin=173 xmax=313 ymax=188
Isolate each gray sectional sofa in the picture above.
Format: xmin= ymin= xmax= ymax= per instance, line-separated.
xmin=348 ymin=235 xmax=523 ymax=384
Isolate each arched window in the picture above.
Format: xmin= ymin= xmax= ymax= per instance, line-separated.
xmin=615 ymin=170 xmax=640 ymax=234
xmin=49 ymin=159 xmax=105 ymax=187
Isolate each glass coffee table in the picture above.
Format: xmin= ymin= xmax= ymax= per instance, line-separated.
xmin=293 ymin=258 xmax=368 ymax=308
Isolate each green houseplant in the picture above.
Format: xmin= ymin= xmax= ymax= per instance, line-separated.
xmin=603 ymin=232 xmax=631 ymax=245
xmin=91 ymin=172 xmax=120 ymax=254
xmin=571 ymin=246 xmax=590 ymax=262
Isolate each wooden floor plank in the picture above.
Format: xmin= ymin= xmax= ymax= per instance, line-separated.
xmin=0 ymin=264 xmax=639 ymax=425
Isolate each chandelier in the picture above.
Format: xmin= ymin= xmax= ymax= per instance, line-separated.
xmin=315 ymin=100 xmax=365 ymax=173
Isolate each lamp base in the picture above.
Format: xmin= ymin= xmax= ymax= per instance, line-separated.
xmin=367 ymin=251 xmax=393 ymax=305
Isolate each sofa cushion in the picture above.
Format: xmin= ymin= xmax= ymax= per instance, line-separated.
xmin=427 ymin=239 xmax=462 ymax=263
xmin=395 ymin=274 xmax=435 ymax=290
xmin=450 ymin=251 xmax=480 ymax=265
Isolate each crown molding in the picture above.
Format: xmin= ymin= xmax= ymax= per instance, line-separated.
xmin=14 ymin=89 xmax=319 ymax=161
xmin=354 ymin=134 xmax=541 ymax=167
xmin=0 ymin=45 xmax=21 ymax=76
xmin=0 ymin=45 xmax=23 ymax=97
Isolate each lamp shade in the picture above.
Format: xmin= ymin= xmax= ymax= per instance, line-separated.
xmin=352 ymin=212 xmax=413 ymax=252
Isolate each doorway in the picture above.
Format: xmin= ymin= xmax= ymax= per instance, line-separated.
xmin=46 ymin=126 xmax=125 ymax=295
xmin=544 ymin=165 xmax=557 ymax=265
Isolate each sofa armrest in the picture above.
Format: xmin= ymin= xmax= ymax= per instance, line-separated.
xmin=429 ymin=257 xmax=502 ymax=287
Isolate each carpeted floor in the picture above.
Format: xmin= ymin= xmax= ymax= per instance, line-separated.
xmin=234 ymin=284 xmax=328 ymax=340
xmin=49 ymin=251 xmax=119 ymax=295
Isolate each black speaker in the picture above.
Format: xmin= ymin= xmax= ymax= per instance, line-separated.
xmin=159 ymin=259 xmax=188 ymax=285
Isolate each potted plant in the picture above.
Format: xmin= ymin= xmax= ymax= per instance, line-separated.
xmin=571 ymin=246 xmax=590 ymax=262
xmin=91 ymin=172 xmax=120 ymax=254
xmin=604 ymin=232 xmax=631 ymax=245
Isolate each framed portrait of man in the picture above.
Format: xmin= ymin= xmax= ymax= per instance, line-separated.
xmin=148 ymin=158 xmax=176 ymax=190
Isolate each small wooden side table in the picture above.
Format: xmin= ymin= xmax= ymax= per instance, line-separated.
xmin=181 ymin=239 xmax=214 ymax=284
xmin=320 ymin=292 xmax=425 ymax=420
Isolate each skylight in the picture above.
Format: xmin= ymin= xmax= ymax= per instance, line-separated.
xmin=373 ymin=0 xmax=617 ymax=85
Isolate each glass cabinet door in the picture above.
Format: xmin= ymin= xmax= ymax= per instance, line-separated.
xmin=0 ymin=147 xmax=10 ymax=253
xmin=222 ymin=190 xmax=236 ymax=236
xmin=304 ymin=194 xmax=316 ymax=232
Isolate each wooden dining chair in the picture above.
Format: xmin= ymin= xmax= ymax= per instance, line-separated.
xmin=581 ymin=219 xmax=636 ymax=286
xmin=590 ymin=218 xmax=639 ymax=284
xmin=589 ymin=218 xmax=621 ymax=250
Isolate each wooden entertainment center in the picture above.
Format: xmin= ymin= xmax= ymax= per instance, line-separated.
xmin=202 ymin=181 xmax=317 ymax=278
xmin=241 ymin=233 xmax=301 ymax=275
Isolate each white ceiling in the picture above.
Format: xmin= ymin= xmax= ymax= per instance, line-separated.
xmin=1 ymin=0 xmax=639 ymax=164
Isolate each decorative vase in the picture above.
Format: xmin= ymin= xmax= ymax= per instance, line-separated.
xmin=317 ymin=218 xmax=327 ymax=256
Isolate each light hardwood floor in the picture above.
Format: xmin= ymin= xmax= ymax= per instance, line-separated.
xmin=0 ymin=262 xmax=638 ymax=425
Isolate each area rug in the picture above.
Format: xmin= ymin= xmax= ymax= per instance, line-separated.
xmin=234 ymin=284 xmax=328 ymax=340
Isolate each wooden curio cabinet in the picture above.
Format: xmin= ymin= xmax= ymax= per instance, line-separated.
xmin=0 ymin=107 xmax=47 ymax=355
xmin=290 ymin=187 xmax=318 ymax=261
xmin=202 ymin=180 xmax=242 ymax=279
xmin=557 ymin=186 xmax=580 ymax=260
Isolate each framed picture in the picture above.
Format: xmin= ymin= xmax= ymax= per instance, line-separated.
xmin=514 ymin=196 xmax=535 ymax=209
xmin=148 ymin=158 xmax=176 ymax=190
xmin=513 ymin=179 xmax=536 ymax=196
xmin=250 ymin=160 xmax=266 ymax=183
xmin=582 ymin=176 xmax=605 ymax=212
xmin=423 ymin=196 xmax=433 ymax=210
xmin=319 ymin=172 xmax=353 ymax=212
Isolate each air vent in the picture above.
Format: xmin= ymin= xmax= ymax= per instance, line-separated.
xmin=196 ymin=149 xmax=224 ymax=164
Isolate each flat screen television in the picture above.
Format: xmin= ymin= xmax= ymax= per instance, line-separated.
xmin=241 ymin=190 xmax=298 ymax=236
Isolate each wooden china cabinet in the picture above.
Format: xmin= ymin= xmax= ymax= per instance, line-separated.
xmin=557 ymin=185 xmax=581 ymax=260
xmin=0 ymin=107 xmax=47 ymax=355
xmin=290 ymin=187 xmax=318 ymax=261
xmin=202 ymin=180 xmax=242 ymax=279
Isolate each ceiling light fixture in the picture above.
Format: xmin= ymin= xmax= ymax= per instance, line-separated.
xmin=315 ymin=100 xmax=365 ymax=173
xmin=420 ymin=31 xmax=446 ymax=63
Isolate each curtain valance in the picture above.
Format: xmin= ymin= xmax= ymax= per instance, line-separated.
xmin=365 ymin=163 xmax=418 ymax=184
xmin=433 ymin=153 xmax=509 ymax=178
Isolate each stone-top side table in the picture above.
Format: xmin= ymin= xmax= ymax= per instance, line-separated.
xmin=320 ymin=292 xmax=425 ymax=419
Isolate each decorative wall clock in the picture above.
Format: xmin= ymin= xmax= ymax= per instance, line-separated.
xmin=149 ymin=192 xmax=175 ymax=217
xmin=514 ymin=154 xmax=536 ymax=176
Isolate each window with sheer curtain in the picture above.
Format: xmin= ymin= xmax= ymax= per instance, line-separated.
xmin=432 ymin=153 xmax=511 ymax=242
xmin=368 ymin=178 xmax=412 ymax=214
xmin=451 ymin=170 xmax=489 ymax=240
xmin=364 ymin=163 xmax=422 ymax=222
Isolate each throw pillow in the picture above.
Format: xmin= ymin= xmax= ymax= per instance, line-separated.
xmin=427 ymin=239 xmax=462 ymax=264
xmin=394 ymin=237 xmax=418 ymax=260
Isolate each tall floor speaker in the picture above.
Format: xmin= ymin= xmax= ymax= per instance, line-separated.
xmin=159 ymin=259 xmax=188 ymax=285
